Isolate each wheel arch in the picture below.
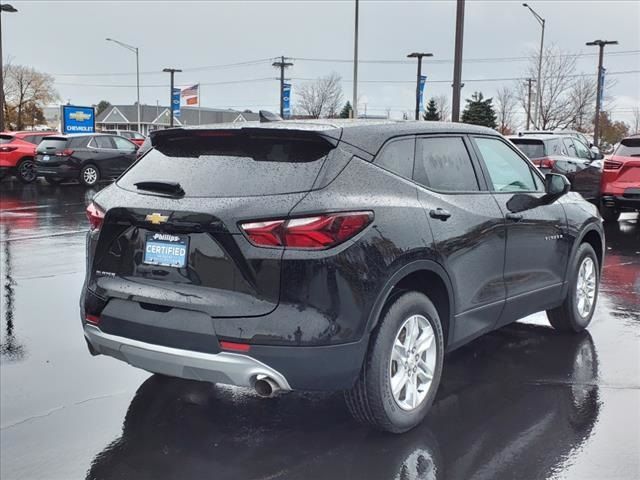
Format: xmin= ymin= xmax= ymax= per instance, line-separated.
xmin=560 ymin=223 xmax=605 ymax=299
xmin=366 ymin=260 xmax=455 ymax=348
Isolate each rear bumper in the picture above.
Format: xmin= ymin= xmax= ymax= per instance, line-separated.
xmin=601 ymin=192 xmax=640 ymax=211
xmin=84 ymin=324 xmax=293 ymax=391
xmin=35 ymin=162 xmax=78 ymax=178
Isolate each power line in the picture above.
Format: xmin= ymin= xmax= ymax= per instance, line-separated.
xmin=293 ymin=49 xmax=640 ymax=65
xmin=54 ymin=77 xmax=277 ymax=88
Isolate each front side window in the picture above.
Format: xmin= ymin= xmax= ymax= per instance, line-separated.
xmin=414 ymin=137 xmax=479 ymax=191
xmin=474 ymin=137 xmax=542 ymax=192
xmin=113 ymin=136 xmax=136 ymax=151
xmin=573 ymin=139 xmax=591 ymax=159
xmin=375 ymin=137 xmax=415 ymax=179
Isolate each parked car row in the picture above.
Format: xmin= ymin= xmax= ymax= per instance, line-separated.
xmin=0 ymin=130 xmax=144 ymax=186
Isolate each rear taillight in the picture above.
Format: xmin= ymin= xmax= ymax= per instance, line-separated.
xmin=85 ymin=314 xmax=101 ymax=325
xmin=604 ymin=159 xmax=623 ymax=170
xmin=241 ymin=212 xmax=373 ymax=249
xmin=86 ymin=202 xmax=105 ymax=231
xmin=55 ymin=148 xmax=74 ymax=157
xmin=0 ymin=146 xmax=18 ymax=152
xmin=538 ymin=157 xmax=555 ymax=169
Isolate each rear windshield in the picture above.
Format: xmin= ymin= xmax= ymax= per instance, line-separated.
xmin=37 ymin=137 xmax=68 ymax=153
xmin=118 ymin=132 xmax=337 ymax=197
xmin=614 ymin=138 xmax=640 ymax=157
xmin=511 ymin=139 xmax=545 ymax=159
xmin=0 ymin=135 xmax=13 ymax=144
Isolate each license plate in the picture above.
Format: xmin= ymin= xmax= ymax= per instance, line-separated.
xmin=42 ymin=155 xmax=50 ymax=161
xmin=143 ymin=233 xmax=188 ymax=268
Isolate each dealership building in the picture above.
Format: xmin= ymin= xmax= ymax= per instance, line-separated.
xmin=95 ymin=105 xmax=259 ymax=135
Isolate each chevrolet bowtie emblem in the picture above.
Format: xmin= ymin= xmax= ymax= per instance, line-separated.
xmin=145 ymin=212 xmax=168 ymax=225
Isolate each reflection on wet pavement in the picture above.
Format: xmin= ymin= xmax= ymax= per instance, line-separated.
xmin=1 ymin=180 xmax=639 ymax=480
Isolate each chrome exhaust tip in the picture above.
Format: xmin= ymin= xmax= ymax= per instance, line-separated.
xmin=254 ymin=375 xmax=281 ymax=398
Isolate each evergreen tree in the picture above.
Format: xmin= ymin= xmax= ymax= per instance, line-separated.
xmin=339 ymin=101 xmax=353 ymax=119
xmin=423 ymin=98 xmax=440 ymax=121
xmin=461 ymin=92 xmax=497 ymax=129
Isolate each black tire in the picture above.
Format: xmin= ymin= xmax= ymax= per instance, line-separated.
xmin=80 ymin=164 xmax=100 ymax=187
xmin=599 ymin=205 xmax=620 ymax=223
xmin=345 ymin=291 xmax=444 ymax=433
xmin=547 ymin=243 xmax=599 ymax=333
xmin=16 ymin=158 xmax=37 ymax=183
xmin=45 ymin=176 xmax=64 ymax=185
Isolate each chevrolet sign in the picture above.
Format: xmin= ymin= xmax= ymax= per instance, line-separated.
xmin=61 ymin=105 xmax=95 ymax=134
xmin=69 ymin=110 xmax=92 ymax=121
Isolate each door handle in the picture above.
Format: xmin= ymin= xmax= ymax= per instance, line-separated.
xmin=506 ymin=212 xmax=524 ymax=221
xmin=429 ymin=208 xmax=451 ymax=221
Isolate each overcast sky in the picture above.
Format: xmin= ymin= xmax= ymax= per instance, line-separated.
xmin=4 ymin=0 xmax=640 ymax=124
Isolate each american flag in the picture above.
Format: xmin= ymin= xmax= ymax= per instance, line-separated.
xmin=181 ymin=84 xmax=199 ymax=98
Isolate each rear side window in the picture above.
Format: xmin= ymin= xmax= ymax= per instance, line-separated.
xmin=118 ymin=132 xmax=339 ymax=197
xmin=375 ymin=137 xmax=414 ymax=179
xmin=563 ymin=138 xmax=578 ymax=157
xmin=615 ymin=138 xmax=640 ymax=157
xmin=511 ymin=139 xmax=545 ymax=159
xmin=475 ymin=137 xmax=542 ymax=192
xmin=414 ymin=137 xmax=479 ymax=191
xmin=69 ymin=137 xmax=90 ymax=148
xmin=94 ymin=136 xmax=115 ymax=149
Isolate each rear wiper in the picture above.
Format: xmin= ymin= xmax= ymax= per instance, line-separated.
xmin=134 ymin=181 xmax=185 ymax=197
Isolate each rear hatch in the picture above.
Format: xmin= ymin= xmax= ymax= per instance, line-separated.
xmin=90 ymin=127 xmax=347 ymax=318
xmin=35 ymin=136 xmax=70 ymax=166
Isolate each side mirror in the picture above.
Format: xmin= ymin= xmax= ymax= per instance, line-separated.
xmin=545 ymin=173 xmax=571 ymax=197
xmin=593 ymin=151 xmax=604 ymax=160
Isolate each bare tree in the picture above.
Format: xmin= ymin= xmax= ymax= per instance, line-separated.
xmin=296 ymin=72 xmax=343 ymax=119
xmin=3 ymin=64 xmax=59 ymax=130
xmin=495 ymin=86 xmax=518 ymax=134
xmin=631 ymin=106 xmax=640 ymax=135
xmin=516 ymin=45 xmax=597 ymax=131
xmin=433 ymin=95 xmax=450 ymax=122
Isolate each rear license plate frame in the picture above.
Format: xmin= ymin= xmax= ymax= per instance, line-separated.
xmin=143 ymin=233 xmax=189 ymax=268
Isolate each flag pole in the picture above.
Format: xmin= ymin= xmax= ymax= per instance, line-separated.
xmin=198 ymin=83 xmax=201 ymax=126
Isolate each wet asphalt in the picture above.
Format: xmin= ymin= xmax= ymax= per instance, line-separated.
xmin=0 ymin=179 xmax=638 ymax=480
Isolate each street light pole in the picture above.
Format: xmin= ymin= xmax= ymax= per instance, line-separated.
xmin=106 ymin=38 xmax=141 ymax=133
xmin=525 ymin=78 xmax=536 ymax=130
xmin=586 ymin=39 xmax=618 ymax=148
xmin=407 ymin=52 xmax=433 ymax=120
xmin=352 ymin=0 xmax=359 ymax=119
xmin=272 ymin=56 xmax=293 ymax=118
xmin=522 ymin=3 xmax=545 ymax=130
xmin=0 ymin=3 xmax=18 ymax=132
xmin=451 ymin=0 xmax=465 ymax=122
xmin=162 ymin=68 xmax=181 ymax=128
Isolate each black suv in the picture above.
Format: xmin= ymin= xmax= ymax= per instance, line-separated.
xmin=35 ymin=133 xmax=137 ymax=186
xmin=81 ymin=121 xmax=604 ymax=433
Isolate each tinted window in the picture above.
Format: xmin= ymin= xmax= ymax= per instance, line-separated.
xmin=547 ymin=138 xmax=564 ymax=155
xmin=113 ymin=136 xmax=136 ymax=151
xmin=475 ymin=137 xmax=541 ymax=192
xmin=120 ymin=132 xmax=133 ymax=139
xmin=414 ymin=137 xmax=478 ymax=191
xmin=23 ymin=135 xmax=37 ymax=144
xmin=615 ymin=138 xmax=640 ymax=157
xmin=37 ymin=138 xmax=68 ymax=153
xmin=69 ymin=137 xmax=89 ymax=148
xmin=573 ymin=139 xmax=591 ymax=159
xmin=375 ymin=138 xmax=414 ymax=178
xmin=0 ymin=135 xmax=14 ymax=144
xmin=118 ymin=133 xmax=340 ymax=197
xmin=510 ymin=139 xmax=545 ymax=159
xmin=94 ymin=136 xmax=114 ymax=149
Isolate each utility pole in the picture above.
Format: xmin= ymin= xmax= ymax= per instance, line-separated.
xmin=522 ymin=3 xmax=545 ymax=130
xmin=407 ymin=52 xmax=433 ymax=120
xmin=586 ymin=39 xmax=618 ymax=148
xmin=451 ymin=0 xmax=465 ymax=122
xmin=162 ymin=68 xmax=181 ymax=127
xmin=525 ymin=78 xmax=535 ymax=130
xmin=272 ymin=56 xmax=293 ymax=118
xmin=0 ymin=3 xmax=18 ymax=132
xmin=352 ymin=0 xmax=359 ymax=119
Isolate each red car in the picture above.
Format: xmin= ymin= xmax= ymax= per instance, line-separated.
xmin=0 ymin=131 xmax=59 ymax=183
xmin=600 ymin=135 xmax=640 ymax=222
xmin=102 ymin=130 xmax=146 ymax=147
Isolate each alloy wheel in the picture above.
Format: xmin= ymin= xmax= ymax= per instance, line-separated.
xmin=19 ymin=160 xmax=36 ymax=182
xmin=389 ymin=314 xmax=437 ymax=411
xmin=83 ymin=167 xmax=98 ymax=186
xmin=576 ymin=257 xmax=596 ymax=318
